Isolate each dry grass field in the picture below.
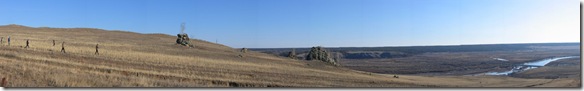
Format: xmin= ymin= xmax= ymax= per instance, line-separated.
xmin=0 ymin=24 xmax=578 ymax=87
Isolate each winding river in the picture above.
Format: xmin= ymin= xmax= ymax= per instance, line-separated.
xmin=484 ymin=56 xmax=580 ymax=75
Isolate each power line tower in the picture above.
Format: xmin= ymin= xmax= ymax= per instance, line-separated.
xmin=180 ymin=23 xmax=186 ymax=34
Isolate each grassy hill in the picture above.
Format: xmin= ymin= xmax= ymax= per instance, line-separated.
xmin=0 ymin=24 xmax=577 ymax=87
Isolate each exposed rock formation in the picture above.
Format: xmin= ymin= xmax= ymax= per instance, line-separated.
xmin=176 ymin=33 xmax=194 ymax=47
xmin=288 ymin=48 xmax=297 ymax=60
xmin=241 ymin=48 xmax=248 ymax=53
xmin=306 ymin=46 xmax=339 ymax=66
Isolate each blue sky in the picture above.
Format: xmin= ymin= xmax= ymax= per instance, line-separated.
xmin=0 ymin=0 xmax=579 ymax=48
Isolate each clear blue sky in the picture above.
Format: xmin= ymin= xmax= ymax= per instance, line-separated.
xmin=0 ymin=0 xmax=579 ymax=48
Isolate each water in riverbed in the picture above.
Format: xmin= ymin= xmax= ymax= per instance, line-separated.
xmin=484 ymin=56 xmax=579 ymax=75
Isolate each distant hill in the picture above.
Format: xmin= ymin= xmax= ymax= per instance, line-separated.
xmin=251 ymin=43 xmax=580 ymax=59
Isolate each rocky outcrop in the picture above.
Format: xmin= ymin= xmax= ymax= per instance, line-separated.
xmin=306 ymin=46 xmax=339 ymax=66
xmin=288 ymin=48 xmax=297 ymax=60
xmin=241 ymin=48 xmax=248 ymax=53
xmin=176 ymin=33 xmax=194 ymax=47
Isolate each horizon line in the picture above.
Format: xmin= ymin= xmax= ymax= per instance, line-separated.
xmin=247 ymin=42 xmax=581 ymax=49
xmin=1 ymin=24 xmax=579 ymax=49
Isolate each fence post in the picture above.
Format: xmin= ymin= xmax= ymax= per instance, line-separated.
xmin=2 ymin=77 xmax=6 ymax=87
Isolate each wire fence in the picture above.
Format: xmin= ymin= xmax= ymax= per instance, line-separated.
xmin=0 ymin=36 xmax=101 ymax=56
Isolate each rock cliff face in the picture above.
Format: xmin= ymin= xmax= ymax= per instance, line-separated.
xmin=343 ymin=51 xmax=408 ymax=59
xmin=280 ymin=51 xmax=409 ymax=60
xmin=306 ymin=46 xmax=339 ymax=66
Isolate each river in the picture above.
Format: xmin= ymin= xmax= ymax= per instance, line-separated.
xmin=484 ymin=56 xmax=580 ymax=75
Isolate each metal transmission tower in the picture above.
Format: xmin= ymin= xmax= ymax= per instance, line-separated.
xmin=181 ymin=23 xmax=186 ymax=34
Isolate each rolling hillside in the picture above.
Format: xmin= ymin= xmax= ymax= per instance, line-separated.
xmin=0 ymin=24 xmax=577 ymax=87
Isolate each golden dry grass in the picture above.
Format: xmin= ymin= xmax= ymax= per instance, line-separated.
xmin=0 ymin=24 xmax=578 ymax=87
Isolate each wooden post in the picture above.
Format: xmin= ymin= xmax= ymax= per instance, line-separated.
xmin=2 ymin=77 xmax=6 ymax=87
